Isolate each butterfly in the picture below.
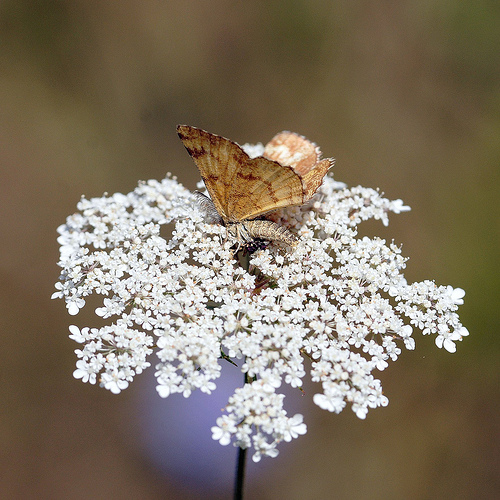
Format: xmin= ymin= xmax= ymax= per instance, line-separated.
xmin=177 ymin=124 xmax=333 ymax=248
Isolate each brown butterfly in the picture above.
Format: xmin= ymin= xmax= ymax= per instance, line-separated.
xmin=177 ymin=125 xmax=333 ymax=248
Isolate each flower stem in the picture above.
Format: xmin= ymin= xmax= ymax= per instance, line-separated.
xmin=233 ymin=360 xmax=254 ymax=500
xmin=234 ymin=446 xmax=247 ymax=500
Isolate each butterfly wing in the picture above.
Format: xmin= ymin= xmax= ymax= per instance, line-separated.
xmin=177 ymin=125 xmax=305 ymax=222
xmin=177 ymin=125 xmax=241 ymax=221
xmin=225 ymin=155 xmax=304 ymax=221
xmin=264 ymin=132 xmax=334 ymax=202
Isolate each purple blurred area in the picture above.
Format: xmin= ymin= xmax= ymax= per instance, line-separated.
xmin=1 ymin=1 xmax=498 ymax=498
xmin=130 ymin=364 xmax=309 ymax=499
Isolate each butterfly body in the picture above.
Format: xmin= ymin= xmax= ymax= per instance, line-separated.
xmin=193 ymin=191 xmax=297 ymax=247
xmin=177 ymin=125 xmax=333 ymax=247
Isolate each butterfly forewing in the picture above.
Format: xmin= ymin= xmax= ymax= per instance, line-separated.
xmin=298 ymin=159 xmax=332 ymax=200
xmin=177 ymin=125 xmax=305 ymax=223
xmin=177 ymin=125 xmax=243 ymax=221
xmin=226 ymin=156 xmax=303 ymax=221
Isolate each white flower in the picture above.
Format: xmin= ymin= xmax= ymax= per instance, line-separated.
xmin=54 ymin=166 xmax=468 ymax=459
xmin=282 ymin=413 xmax=307 ymax=442
xmin=73 ymin=359 xmax=97 ymax=384
xmin=211 ymin=416 xmax=235 ymax=446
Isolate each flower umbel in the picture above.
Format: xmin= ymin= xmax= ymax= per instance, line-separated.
xmin=53 ymin=142 xmax=468 ymax=461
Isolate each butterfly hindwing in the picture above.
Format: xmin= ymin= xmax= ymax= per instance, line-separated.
xmin=264 ymin=132 xmax=334 ymax=202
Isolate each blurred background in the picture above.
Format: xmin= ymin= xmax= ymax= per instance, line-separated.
xmin=1 ymin=1 xmax=498 ymax=498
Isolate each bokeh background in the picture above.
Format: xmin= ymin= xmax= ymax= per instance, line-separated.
xmin=1 ymin=1 xmax=498 ymax=498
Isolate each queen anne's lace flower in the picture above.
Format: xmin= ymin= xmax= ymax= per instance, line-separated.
xmin=54 ymin=150 xmax=468 ymax=461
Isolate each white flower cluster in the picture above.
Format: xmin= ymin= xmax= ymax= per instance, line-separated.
xmin=211 ymin=380 xmax=307 ymax=462
xmin=53 ymin=167 xmax=468 ymax=461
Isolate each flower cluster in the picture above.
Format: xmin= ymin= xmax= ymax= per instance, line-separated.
xmin=53 ymin=144 xmax=468 ymax=461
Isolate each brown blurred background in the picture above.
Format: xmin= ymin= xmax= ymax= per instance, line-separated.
xmin=1 ymin=1 xmax=498 ymax=499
